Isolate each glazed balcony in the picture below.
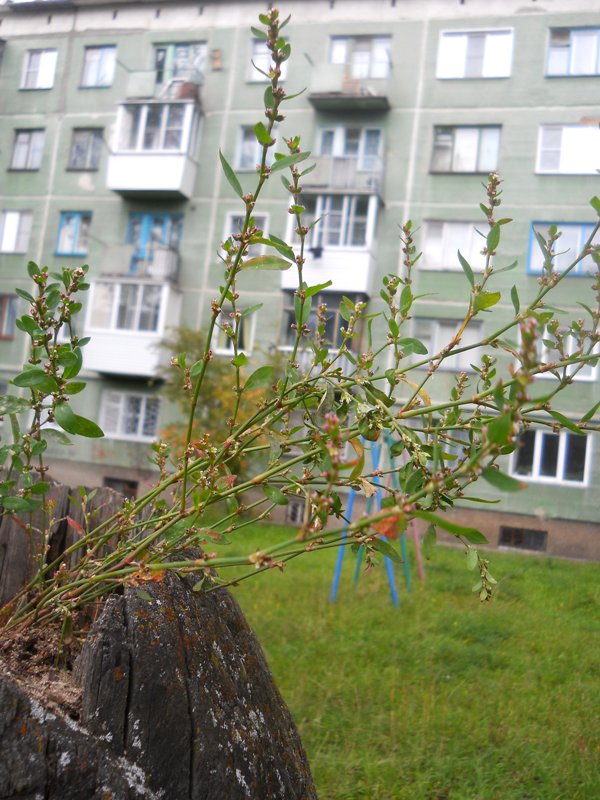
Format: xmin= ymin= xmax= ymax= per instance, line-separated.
xmin=307 ymin=64 xmax=391 ymax=112
xmin=106 ymin=100 xmax=200 ymax=199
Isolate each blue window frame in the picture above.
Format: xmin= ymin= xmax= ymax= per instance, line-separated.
xmin=528 ymin=223 xmax=598 ymax=276
xmin=55 ymin=211 xmax=92 ymax=256
xmin=126 ymin=213 xmax=183 ymax=272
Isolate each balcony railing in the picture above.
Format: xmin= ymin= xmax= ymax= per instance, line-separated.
xmin=300 ymin=155 xmax=383 ymax=195
xmin=277 ymin=347 xmax=355 ymax=377
xmin=308 ymin=63 xmax=391 ymax=111
xmin=281 ymin=247 xmax=375 ymax=296
xmin=100 ymin=245 xmax=180 ymax=282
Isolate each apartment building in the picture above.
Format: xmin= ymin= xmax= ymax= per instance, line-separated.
xmin=0 ymin=0 xmax=598 ymax=557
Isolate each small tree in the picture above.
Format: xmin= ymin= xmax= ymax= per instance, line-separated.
xmin=0 ymin=7 xmax=599 ymax=635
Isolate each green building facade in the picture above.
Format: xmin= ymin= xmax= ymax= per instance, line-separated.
xmin=0 ymin=0 xmax=599 ymax=556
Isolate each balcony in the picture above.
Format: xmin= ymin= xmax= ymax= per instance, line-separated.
xmin=278 ymin=346 xmax=354 ymax=377
xmin=281 ymin=248 xmax=375 ymax=295
xmin=106 ymin=99 xmax=201 ymax=199
xmin=308 ymin=64 xmax=390 ymax=112
xmin=100 ymin=245 xmax=180 ymax=282
xmin=83 ymin=279 xmax=182 ymax=378
xmin=300 ymin=155 xmax=384 ymax=196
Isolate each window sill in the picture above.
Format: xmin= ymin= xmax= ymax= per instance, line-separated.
xmin=430 ymin=170 xmax=497 ymax=175
xmin=545 ymin=73 xmax=600 ymax=79
xmin=54 ymin=252 xmax=89 ymax=258
xmin=435 ymin=75 xmax=510 ymax=81
xmin=78 ymin=85 xmax=113 ymax=90
xmin=7 ymin=168 xmax=41 ymax=173
xmin=535 ymin=170 xmax=598 ymax=176
xmin=104 ymin=434 xmax=156 ymax=443
xmin=66 ymin=167 xmax=99 ymax=173
xmin=18 ymin=87 xmax=53 ymax=92
xmin=509 ymin=474 xmax=587 ymax=487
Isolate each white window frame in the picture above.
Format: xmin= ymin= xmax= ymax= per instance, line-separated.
xmin=317 ymin=127 xmax=382 ymax=172
xmin=329 ymin=36 xmax=391 ymax=79
xmin=87 ymin=281 xmax=167 ymax=334
xmin=547 ymin=27 xmax=600 ymax=77
xmin=80 ymin=45 xmax=117 ymax=88
xmin=436 ymin=29 xmax=513 ymax=79
xmin=0 ymin=211 xmax=33 ymax=254
xmin=20 ymin=49 xmax=57 ymax=89
xmin=431 ymin=126 xmax=501 ymax=173
xmin=212 ymin=307 xmax=257 ymax=356
xmin=68 ymin=128 xmax=103 ymax=170
xmin=298 ymin=194 xmax=377 ymax=250
xmin=116 ymin=103 xmax=195 ymax=154
xmin=100 ymin=391 xmax=161 ymax=442
xmin=534 ymin=326 xmax=599 ymax=382
xmin=279 ymin=290 xmax=365 ymax=353
xmin=248 ymin=39 xmax=288 ymax=82
xmin=528 ymin=223 xmax=597 ymax=276
xmin=536 ymin=124 xmax=600 ymax=175
xmin=10 ymin=129 xmax=45 ymax=171
xmin=224 ymin=212 xmax=268 ymax=258
xmin=0 ymin=295 xmax=17 ymax=339
xmin=510 ymin=428 xmax=590 ymax=486
xmin=55 ymin=212 xmax=92 ymax=257
xmin=235 ymin=125 xmax=276 ymax=171
xmin=154 ymin=41 xmax=206 ymax=86
xmin=422 ymin=221 xmax=485 ymax=272
xmin=413 ymin=318 xmax=484 ymax=371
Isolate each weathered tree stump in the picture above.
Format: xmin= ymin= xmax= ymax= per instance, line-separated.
xmin=0 ymin=487 xmax=319 ymax=799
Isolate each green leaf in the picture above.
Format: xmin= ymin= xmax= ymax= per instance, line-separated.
xmin=495 ymin=259 xmax=518 ymax=274
xmin=219 ymin=150 xmax=244 ymax=198
xmin=43 ymin=428 xmax=73 ymax=446
xmin=422 ymin=524 xmax=437 ymax=559
xmin=1 ymin=495 xmax=43 ymax=513
xmin=482 ymin=466 xmax=526 ymax=492
xmin=231 ymin=353 xmax=248 ymax=367
xmin=371 ymin=537 xmax=401 ymax=563
xmin=242 ymin=255 xmax=292 ymax=271
xmin=590 ymin=196 xmax=600 ymax=216
xmin=15 ymin=288 xmax=34 ymax=303
xmin=190 ymin=359 xmax=204 ymax=378
xmin=54 ymin=402 xmax=104 ymax=438
xmin=457 ymin=250 xmax=474 ymax=287
xmin=295 ymin=294 xmax=312 ymax=326
xmin=397 ymin=337 xmax=428 ymax=355
xmin=266 ymin=233 xmax=296 ymax=261
xmin=244 ymin=365 xmax=274 ymax=391
xmin=253 ymin=121 xmax=272 ymax=146
xmin=27 ymin=261 xmax=41 ymax=279
xmin=340 ymin=296 xmax=355 ymax=322
xmin=263 ymin=485 xmax=288 ymax=506
xmin=466 ymin=547 xmax=479 ymax=570
xmin=304 ymin=280 xmax=332 ymax=298
xmin=270 ymin=151 xmax=311 ymax=173
xmin=389 ymin=440 xmax=405 ymax=458
xmin=12 ymin=368 xmax=58 ymax=394
xmin=580 ymin=400 xmax=600 ymax=423
xmin=15 ymin=316 xmax=40 ymax=335
xmin=250 ymin=25 xmax=267 ymax=40
xmin=486 ymin=412 xmax=513 ymax=445
xmin=486 ymin=223 xmax=500 ymax=252
xmin=388 ymin=317 xmax=399 ymax=337
xmin=548 ymin=410 xmax=584 ymax=435
xmin=414 ymin=511 xmax=488 ymax=543
xmin=241 ymin=303 xmax=263 ymax=317
xmin=0 ymin=395 xmax=30 ymax=415
xmin=263 ymin=84 xmax=275 ymax=109
xmin=510 ymin=285 xmax=520 ymax=315
xmin=399 ymin=285 xmax=412 ymax=316
xmin=136 ymin=589 xmax=154 ymax=602
xmin=474 ymin=291 xmax=501 ymax=311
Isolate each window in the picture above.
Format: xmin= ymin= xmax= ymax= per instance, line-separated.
xmin=89 ymin=282 xmax=164 ymax=333
xmin=534 ymin=325 xmax=598 ymax=382
xmin=437 ymin=30 xmax=513 ymax=78
xmin=413 ymin=318 xmax=484 ymax=371
xmin=330 ymin=36 xmax=391 ymax=79
xmin=300 ymin=195 xmax=372 ymax=248
xmin=431 ymin=126 xmax=500 ymax=173
xmin=10 ymin=130 xmax=44 ymax=171
xmin=103 ymin=476 xmax=139 ymax=499
xmin=249 ymin=39 xmax=288 ymax=82
xmin=528 ymin=223 xmax=598 ymax=275
xmin=224 ymin=213 xmax=268 ymax=258
xmin=127 ymin=213 xmax=182 ymax=272
xmin=0 ymin=211 xmax=32 ymax=253
xmin=80 ymin=45 xmax=116 ymax=88
xmin=536 ymin=125 xmax=600 ymax=174
xmin=280 ymin=291 xmax=364 ymax=351
xmin=547 ymin=28 xmax=600 ymax=76
xmin=117 ymin=103 xmax=195 ymax=153
xmin=55 ymin=212 xmax=92 ymax=256
xmin=286 ymin=500 xmax=304 ymax=524
xmin=511 ymin=428 xmax=589 ymax=485
xmin=318 ymin=127 xmax=382 ymax=171
xmin=0 ymin=295 xmax=17 ymax=339
xmin=100 ymin=391 xmax=160 ymax=441
xmin=21 ymin=49 xmax=57 ymax=89
xmin=68 ymin=128 xmax=103 ymax=170
xmin=154 ymin=42 xmax=206 ymax=87
xmin=213 ymin=306 xmax=257 ymax=355
xmin=236 ymin=125 xmax=263 ymax=171
xmin=499 ymin=526 xmax=548 ymax=551
xmin=422 ymin=221 xmax=485 ymax=271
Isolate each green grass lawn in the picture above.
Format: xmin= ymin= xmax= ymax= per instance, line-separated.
xmin=215 ymin=524 xmax=600 ymax=799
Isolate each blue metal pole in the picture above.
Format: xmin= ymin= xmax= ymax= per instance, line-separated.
xmin=329 ymin=488 xmax=355 ymax=602
xmin=372 ymin=441 xmax=400 ymax=606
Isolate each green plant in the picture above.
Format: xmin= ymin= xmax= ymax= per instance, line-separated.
xmin=0 ymin=8 xmax=599 ymax=635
